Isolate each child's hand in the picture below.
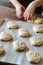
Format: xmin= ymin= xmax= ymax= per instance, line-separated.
xmin=16 ymin=4 xmax=25 ymax=19
xmin=23 ymin=2 xmax=36 ymax=20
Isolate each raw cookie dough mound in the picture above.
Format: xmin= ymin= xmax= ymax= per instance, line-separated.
xmin=29 ymin=37 xmax=43 ymax=46
xmin=18 ymin=28 xmax=31 ymax=37
xmin=27 ymin=16 xmax=37 ymax=23
xmin=33 ymin=25 xmax=43 ymax=33
xmin=26 ymin=51 xmax=41 ymax=63
xmin=12 ymin=40 xmax=27 ymax=51
xmin=0 ymin=46 xmax=5 ymax=55
xmin=34 ymin=17 xmax=43 ymax=24
xmin=0 ymin=32 xmax=12 ymax=41
xmin=7 ymin=21 xmax=18 ymax=29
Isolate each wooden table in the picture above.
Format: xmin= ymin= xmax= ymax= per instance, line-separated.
xmin=0 ymin=6 xmax=18 ymax=20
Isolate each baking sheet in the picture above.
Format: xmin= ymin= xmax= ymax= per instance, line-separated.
xmin=0 ymin=18 xmax=43 ymax=65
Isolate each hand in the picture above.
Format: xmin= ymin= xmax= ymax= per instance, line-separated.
xmin=16 ymin=4 xmax=25 ymax=19
xmin=23 ymin=2 xmax=36 ymax=20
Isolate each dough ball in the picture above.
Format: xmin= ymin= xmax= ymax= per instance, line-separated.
xmin=27 ymin=16 xmax=37 ymax=23
xmin=18 ymin=28 xmax=31 ymax=37
xmin=7 ymin=21 xmax=18 ymax=29
xmin=34 ymin=17 xmax=43 ymax=24
xmin=29 ymin=37 xmax=43 ymax=46
xmin=0 ymin=32 xmax=12 ymax=41
xmin=33 ymin=25 xmax=43 ymax=33
xmin=12 ymin=40 xmax=26 ymax=51
xmin=26 ymin=51 xmax=41 ymax=63
xmin=0 ymin=46 xmax=5 ymax=55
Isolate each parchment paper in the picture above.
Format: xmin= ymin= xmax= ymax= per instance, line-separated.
xmin=0 ymin=18 xmax=43 ymax=65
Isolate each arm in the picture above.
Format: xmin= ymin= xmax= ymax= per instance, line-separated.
xmin=10 ymin=0 xmax=25 ymax=19
xmin=27 ymin=0 xmax=43 ymax=9
xmin=33 ymin=0 xmax=43 ymax=8
xmin=10 ymin=0 xmax=21 ymax=9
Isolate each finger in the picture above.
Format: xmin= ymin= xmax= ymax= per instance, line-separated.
xmin=27 ymin=14 xmax=30 ymax=20
xmin=25 ymin=12 xmax=29 ymax=20
xmin=17 ymin=15 xmax=23 ymax=19
xmin=17 ymin=11 xmax=23 ymax=17
xmin=23 ymin=13 xmax=26 ymax=20
xmin=30 ymin=14 xmax=33 ymax=18
xmin=19 ymin=10 xmax=22 ymax=15
xmin=23 ymin=11 xmax=27 ymax=20
xmin=16 ymin=12 xmax=23 ymax=19
xmin=22 ymin=6 xmax=25 ymax=11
